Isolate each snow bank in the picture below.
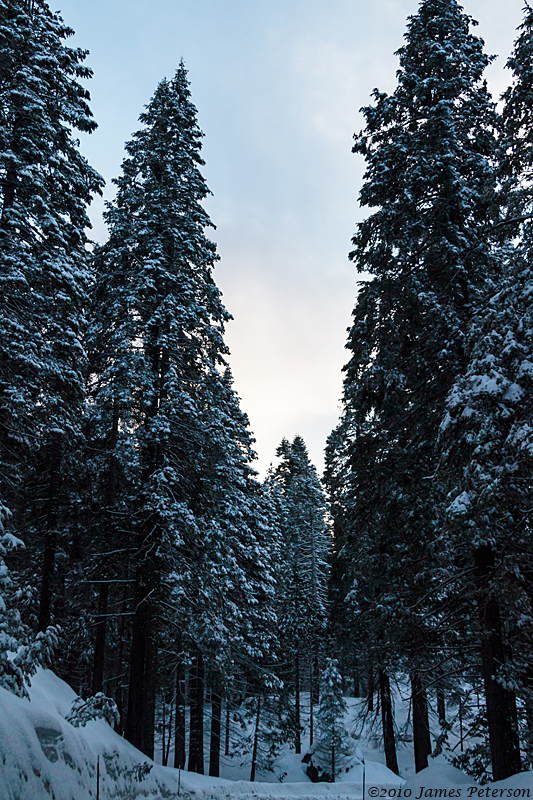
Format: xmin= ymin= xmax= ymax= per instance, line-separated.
xmin=8 ymin=669 xmax=525 ymax=800
xmin=402 ymin=763 xmax=533 ymax=796
xmin=0 ymin=669 xmax=403 ymax=799
xmin=402 ymin=763 xmax=479 ymax=792
xmin=0 ymin=668 xmax=183 ymax=799
xmin=492 ymin=773 xmax=533 ymax=791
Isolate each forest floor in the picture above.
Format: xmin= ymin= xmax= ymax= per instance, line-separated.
xmin=0 ymin=669 xmax=532 ymax=799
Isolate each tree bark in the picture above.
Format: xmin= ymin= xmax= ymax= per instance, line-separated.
xmin=309 ymin=655 xmax=314 ymax=746
xmin=475 ymin=545 xmax=522 ymax=780
xmin=295 ymin=650 xmax=301 ymax=754
xmin=188 ymin=653 xmax=205 ymax=773
xmin=411 ymin=672 xmax=432 ymax=772
xmin=92 ymin=582 xmax=109 ymax=694
xmin=38 ymin=526 xmax=58 ymax=631
xmin=174 ymin=659 xmax=186 ymax=769
xmin=225 ymin=693 xmax=231 ymax=756
xmin=209 ymin=687 xmax=222 ymax=777
xmin=250 ymin=696 xmax=261 ymax=782
xmin=124 ymin=585 xmax=156 ymax=757
xmin=37 ymin=441 xmax=62 ymax=631
xmin=368 ymin=667 xmax=374 ymax=713
xmin=379 ymin=669 xmax=399 ymax=775
xmin=437 ymin=685 xmax=446 ymax=725
xmin=353 ymin=667 xmax=361 ymax=698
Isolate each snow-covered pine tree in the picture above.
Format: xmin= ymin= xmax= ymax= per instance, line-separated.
xmin=0 ymin=0 xmax=102 ymax=677
xmin=326 ymin=0 xmax=501 ymax=776
xmin=435 ymin=5 xmax=533 ymax=778
xmin=313 ymin=659 xmax=356 ymax=782
xmin=273 ymin=436 xmax=330 ymax=752
xmin=173 ymin=366 xmax=280 ymax=776
xmin=438 ymin=261 xmax=532 ymax=778
xmin=88 ymin=64 xmax=229 ymax=758
xmin=88 ymin=65 xmax=281 ymax=765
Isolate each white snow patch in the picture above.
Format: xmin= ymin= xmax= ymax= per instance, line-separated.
xmin=402 ymin=763 xmax=478 ymax=791
xmin=447 ymin=491 xmax=471 ymax=516
xmin=502 ymin=383 xmax=523 ymax=402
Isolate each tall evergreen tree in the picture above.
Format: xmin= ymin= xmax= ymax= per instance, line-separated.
xmin=435 ymin=4 xmax=533 ymax=777
xmin=326 ymin=0 xmax=502 ymax=776
xmin=313 ymin=659 xmax=356 ymax=781
xmin=273 ymin=436 xmax=330 ymax=752
xmin=88 ymin=64 xmax=281 ymax=764
xmin=0 ymin=0 xmax=102 ymax=656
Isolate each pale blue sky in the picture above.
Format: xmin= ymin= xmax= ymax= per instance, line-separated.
xmin=60 ymin=0 xmax=523 ymax=476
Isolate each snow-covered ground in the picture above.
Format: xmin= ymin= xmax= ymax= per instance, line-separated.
xmin=0 ymin=669 xmax=531 ymax=799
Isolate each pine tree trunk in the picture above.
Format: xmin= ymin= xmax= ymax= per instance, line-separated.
xmin=174 ymin=659 xmax=186 ymax=769
xmin=250 ymin=696 xmax=261 ymax=782
xmin=38 ymin=526 xmax=58 ymax=631
xmin=209 ymin=687 xmax=222 ymax=777
xmin=295 ymin=650 xmax=301 ymax=754
xmin=92 ymin=582 xmax=109 ymax=694
xmin=411 ymin=672 xmax=432 ymax=772
xmin=475 ymin=545 xmax=522 ymax=780
xmin=124 ymin=585 xmax=156 ymax=757
xmin=225 ymin=693 xmax=231 ymax=756
xmin=312 ymin=645 xmax=320 ymax=706
xmin=115 ymin=583 xmax=129 ymax=734
xmin=92 ymin=405 xmax=119 ymax=695
xmin=368 ymin=668 xmax=374 ymax=713
xmin=379 ymin=670 xmax=399 ymax=775
xmin=143 ymin=619 xmax=157 ymax=759
xmin=331 ymin=743 xmax=335 ymax=783
xmin=353 ymin=667 xmax=361 ymax=698
xmin=188 ymin=653 xmax=205 ymax=774
xmin=309 ymin=655 xmax=314 ymax=746
xmin=437 ymin=685 xmax=446 ymax=725
xmin=38 ymin=441 xmax=62 ymax=631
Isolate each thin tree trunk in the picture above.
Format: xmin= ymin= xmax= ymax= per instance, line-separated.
xmin=115 ymin=581 xmax=129 ymax=734
xmin=475 ymin=545 xmax=522 ymax=780
xmin=124 ymin=586 xmax=156 ymax=757
xmin=162 ymin=700 xmax=167 ymax=766
xmin=92 ymin=401 xmax=119 ymax=693
xmin=368 ymin=668 xmax=374 ymax=713
xmin=225 ymin=694 xmax=231 ymax=756
xmin=142 ymin=621 xmax=157 ymax=759
xmin=250 ymin=696 xmax=261 ymax=782
xmin=437 ymin=685 xmax=446 ymax=725
xmin=309 ymin=655 xmax=314 ymax=746
xmin=331 ymin=743 xmax=335 ymax=783
xmin=92 ymin=582 xmax=109 ymax=694
xmin=174 ymin=659 xmax=186 ymax=769
xmin=38 ymin=441 xmax=62 ymax=631
xmin=38 ymin=527 xmax=58 ymax=631
xmin=295 ymin=650 xmax=301 ymax=754
xmin=353 ymin=667 xmax=361 ymax=698
xmin=411 ymin=672 xmax=432 ymax=772
xmin=379 ymin=669 xmax=399 ymax=775
xmin=188 ymin=653 xmax=205 ymax=774
xmin=162 ymin=698 xmax=173 ymax=767
xmin=209 ymin=687 xmax=222 ymax=777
